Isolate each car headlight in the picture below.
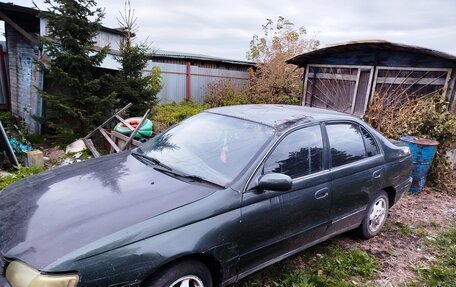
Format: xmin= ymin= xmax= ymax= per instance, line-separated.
xmin=5 ymin=261 xmax=79 ymax=287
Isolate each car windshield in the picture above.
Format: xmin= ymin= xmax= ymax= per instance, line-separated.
xmin=138 ymin=112 xmax=274 ymax=186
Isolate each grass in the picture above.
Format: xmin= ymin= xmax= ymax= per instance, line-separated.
xmin=234 ymin=244 xmax=378 ymax=287
xmin=383 ymin=221 xmax=411 ymax=237
xmin=0 ymin=166 xmax=46 ymax=190
xmin=409 ymin=225 xmax=456 ymax=287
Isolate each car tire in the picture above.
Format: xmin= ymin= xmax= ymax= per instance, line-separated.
xmin=358 ymin=191 xmax=389 ymax=239
xmin=144 ymin=260 xmax=213 ymax=287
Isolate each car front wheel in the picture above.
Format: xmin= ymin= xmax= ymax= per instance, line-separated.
xmin=144 ymin=260 xmax=213 ymax=287
xmin=358 ymin=191 xmax=389 ymax=239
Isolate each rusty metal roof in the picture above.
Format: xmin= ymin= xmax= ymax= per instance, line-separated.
xmin=287 ymin=40 xmax=456 ymax=67
xmin=153 ymin=49 xmax=254 ymax=67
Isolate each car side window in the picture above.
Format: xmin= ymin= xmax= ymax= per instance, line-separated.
xmin=326 ymin=123 xmax=366 ymax=167
xmin=361 ymin=127 xmax=379 ymax=156
xmin=263 ymin=125 xmax=324 ymax=179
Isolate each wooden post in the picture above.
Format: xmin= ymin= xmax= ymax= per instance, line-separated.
xmin=0 ymin=45 xmax=11 ymax=111
xmin=301 ymin=65 xmax=309 ymax=106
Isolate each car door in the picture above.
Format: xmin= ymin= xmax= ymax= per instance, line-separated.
xmin=324 ymin=122 xmax=384 ymax=235
xmin=238 ymin=125 xmax=331 ymax=276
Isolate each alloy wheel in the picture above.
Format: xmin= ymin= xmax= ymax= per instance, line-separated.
xmin=169 ymin=275 xmax=205 ymax=287
xmin=368 ymin=197 xmax=387 ymax=233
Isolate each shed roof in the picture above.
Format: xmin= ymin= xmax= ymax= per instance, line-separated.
xmin=287 ymin=40 xmax=456 ymax=68
xmin=153 ymin=49 xmax=254 ymax=67
xmin=0 ymin=2 xmax=125 ymax=36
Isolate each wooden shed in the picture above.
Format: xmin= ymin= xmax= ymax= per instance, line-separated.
xmin=287 ymin=40 xmax=456 ymax=115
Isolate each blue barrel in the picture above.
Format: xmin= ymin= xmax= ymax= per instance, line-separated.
xmin=399 ymin=136 xmax=439 ymax=194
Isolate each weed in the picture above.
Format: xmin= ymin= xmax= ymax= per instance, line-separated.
xmin=0 ymin=166 xmax=46 ymax=190
xmin=396 ymin=222 xmax=413 ymax=237
xmin=430 ymin=221 xmax=440 ymax=229
xmin=411 ymin=226 xmax=456 ymax=286
xmin=235 ymin=245 xmax=378 ymax=287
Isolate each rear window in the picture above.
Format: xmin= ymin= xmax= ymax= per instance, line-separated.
xmin=361 ymin=127 xmax=379 ymax=157
xmin=326 ymin=123 xmax=366 ymax=167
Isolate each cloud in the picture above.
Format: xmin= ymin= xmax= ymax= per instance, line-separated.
xmin=11 ymin=0 xmax=456 ymax=60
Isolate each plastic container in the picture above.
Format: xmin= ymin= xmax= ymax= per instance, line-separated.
xmin=399 ymin=136 xmax=439 ymax=194
xmin=114 ymin=117 xmax=153 ymax=139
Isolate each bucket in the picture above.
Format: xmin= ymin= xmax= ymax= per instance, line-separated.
xmin=399 ymin=136 xmax=439 ymax=194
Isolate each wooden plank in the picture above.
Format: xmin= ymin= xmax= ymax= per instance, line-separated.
xmin=84 ymin=103 xmax=132 ymax=139
xmin=376 ymin=77 xmax=446 ymax=86
xmin=122 ymin=109 xmax=151 ymax=150
xmin=83 ymin=138 xmax=100 ymax=158
xmin=376 ymin=66 xmax=452 ymax=73
xmin=307 ymin=73 xmax=358 ymax=81
xmin=301 ymin=65 xmax=309 ymax=106
xmin=115 ymin=115 xmax=135 ymax=131
xmin=350 ymin=68 xmax=362 ymax=114
xmin=307 ymin=64 xmax=373 ymax=69
xmin=363 ymin=67 xmax=375 ymax=114
xmin=442 ymin=70 xmax=453 ymax=99
xmin=446 ymin=70 xmax=456 ymax=113
xmin=0 ymin=11 xmax=40 ymax=46
xmin=369 ymin=67 xmax=380 ymax=103
xmin=110 ymin=130 xmax=141 ymax=147
xmin=99 ymin=128 xmax=120 ymax=152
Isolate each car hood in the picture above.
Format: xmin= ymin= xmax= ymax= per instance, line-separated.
xmin=0 ymin=152 xmax=216 ymax=270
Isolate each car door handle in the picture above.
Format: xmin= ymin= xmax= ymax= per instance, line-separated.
xmin=315 ymin=188 xmax=329 ymax=200
xmin=373 ymin=169 xmax=382 ymax=179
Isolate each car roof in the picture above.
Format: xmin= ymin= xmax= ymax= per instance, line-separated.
xmin=206 ymin=104 xmax=357 ymax=130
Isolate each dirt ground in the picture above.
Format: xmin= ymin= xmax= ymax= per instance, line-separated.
xmin=330 ymin=188 xmax=456 ymax=286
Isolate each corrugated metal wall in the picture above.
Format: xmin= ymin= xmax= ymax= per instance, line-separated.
xmin=144 ymin=60 xmax=251 ymax=103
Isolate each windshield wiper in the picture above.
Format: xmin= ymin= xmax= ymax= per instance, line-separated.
xmin=153 ymin=166 xmax=223 ymax=188
xmin=131 ymin=152 xmax=172 ymax=170
xmin=132 ymin=152 xmax=223 ymax=188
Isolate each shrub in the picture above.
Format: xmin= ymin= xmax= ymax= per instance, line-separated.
xmin=151 ymin=101 xmax=208 ymax=132
xmin=364 ymin=93 xmax=456 ymax=189
xmin=204 ymin=80 xmax=249 ymax=108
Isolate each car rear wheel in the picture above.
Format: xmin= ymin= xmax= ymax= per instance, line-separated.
xmin=358 ymin=191 xmax=389 ymax=239
xmin=144 ymin=260 xmax=213 ymax=287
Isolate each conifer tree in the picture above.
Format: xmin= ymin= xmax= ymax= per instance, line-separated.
xmin=110 ymin=0 xmax=162 ymax=116
xmin=36 ymin=0 xmax=113 ymax=139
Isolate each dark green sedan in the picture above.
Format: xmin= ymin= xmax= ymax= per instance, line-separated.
xmin=0 ymin=105 xmax=412 ymax=287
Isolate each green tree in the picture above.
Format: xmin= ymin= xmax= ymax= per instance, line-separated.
xmin=110 ymin=0 xmax=162 ymax=116
xmin=36 ymin=0 xmax=114 ymax=140
xmin=247 ymin=16 xmax=319 ymax=104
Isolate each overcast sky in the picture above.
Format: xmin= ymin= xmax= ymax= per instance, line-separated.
xmin=10 ymin=0 xmax=456 ymax=60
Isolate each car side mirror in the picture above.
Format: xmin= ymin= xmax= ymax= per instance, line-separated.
xmin=256 ymin=173 xmax=292 ymax=192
